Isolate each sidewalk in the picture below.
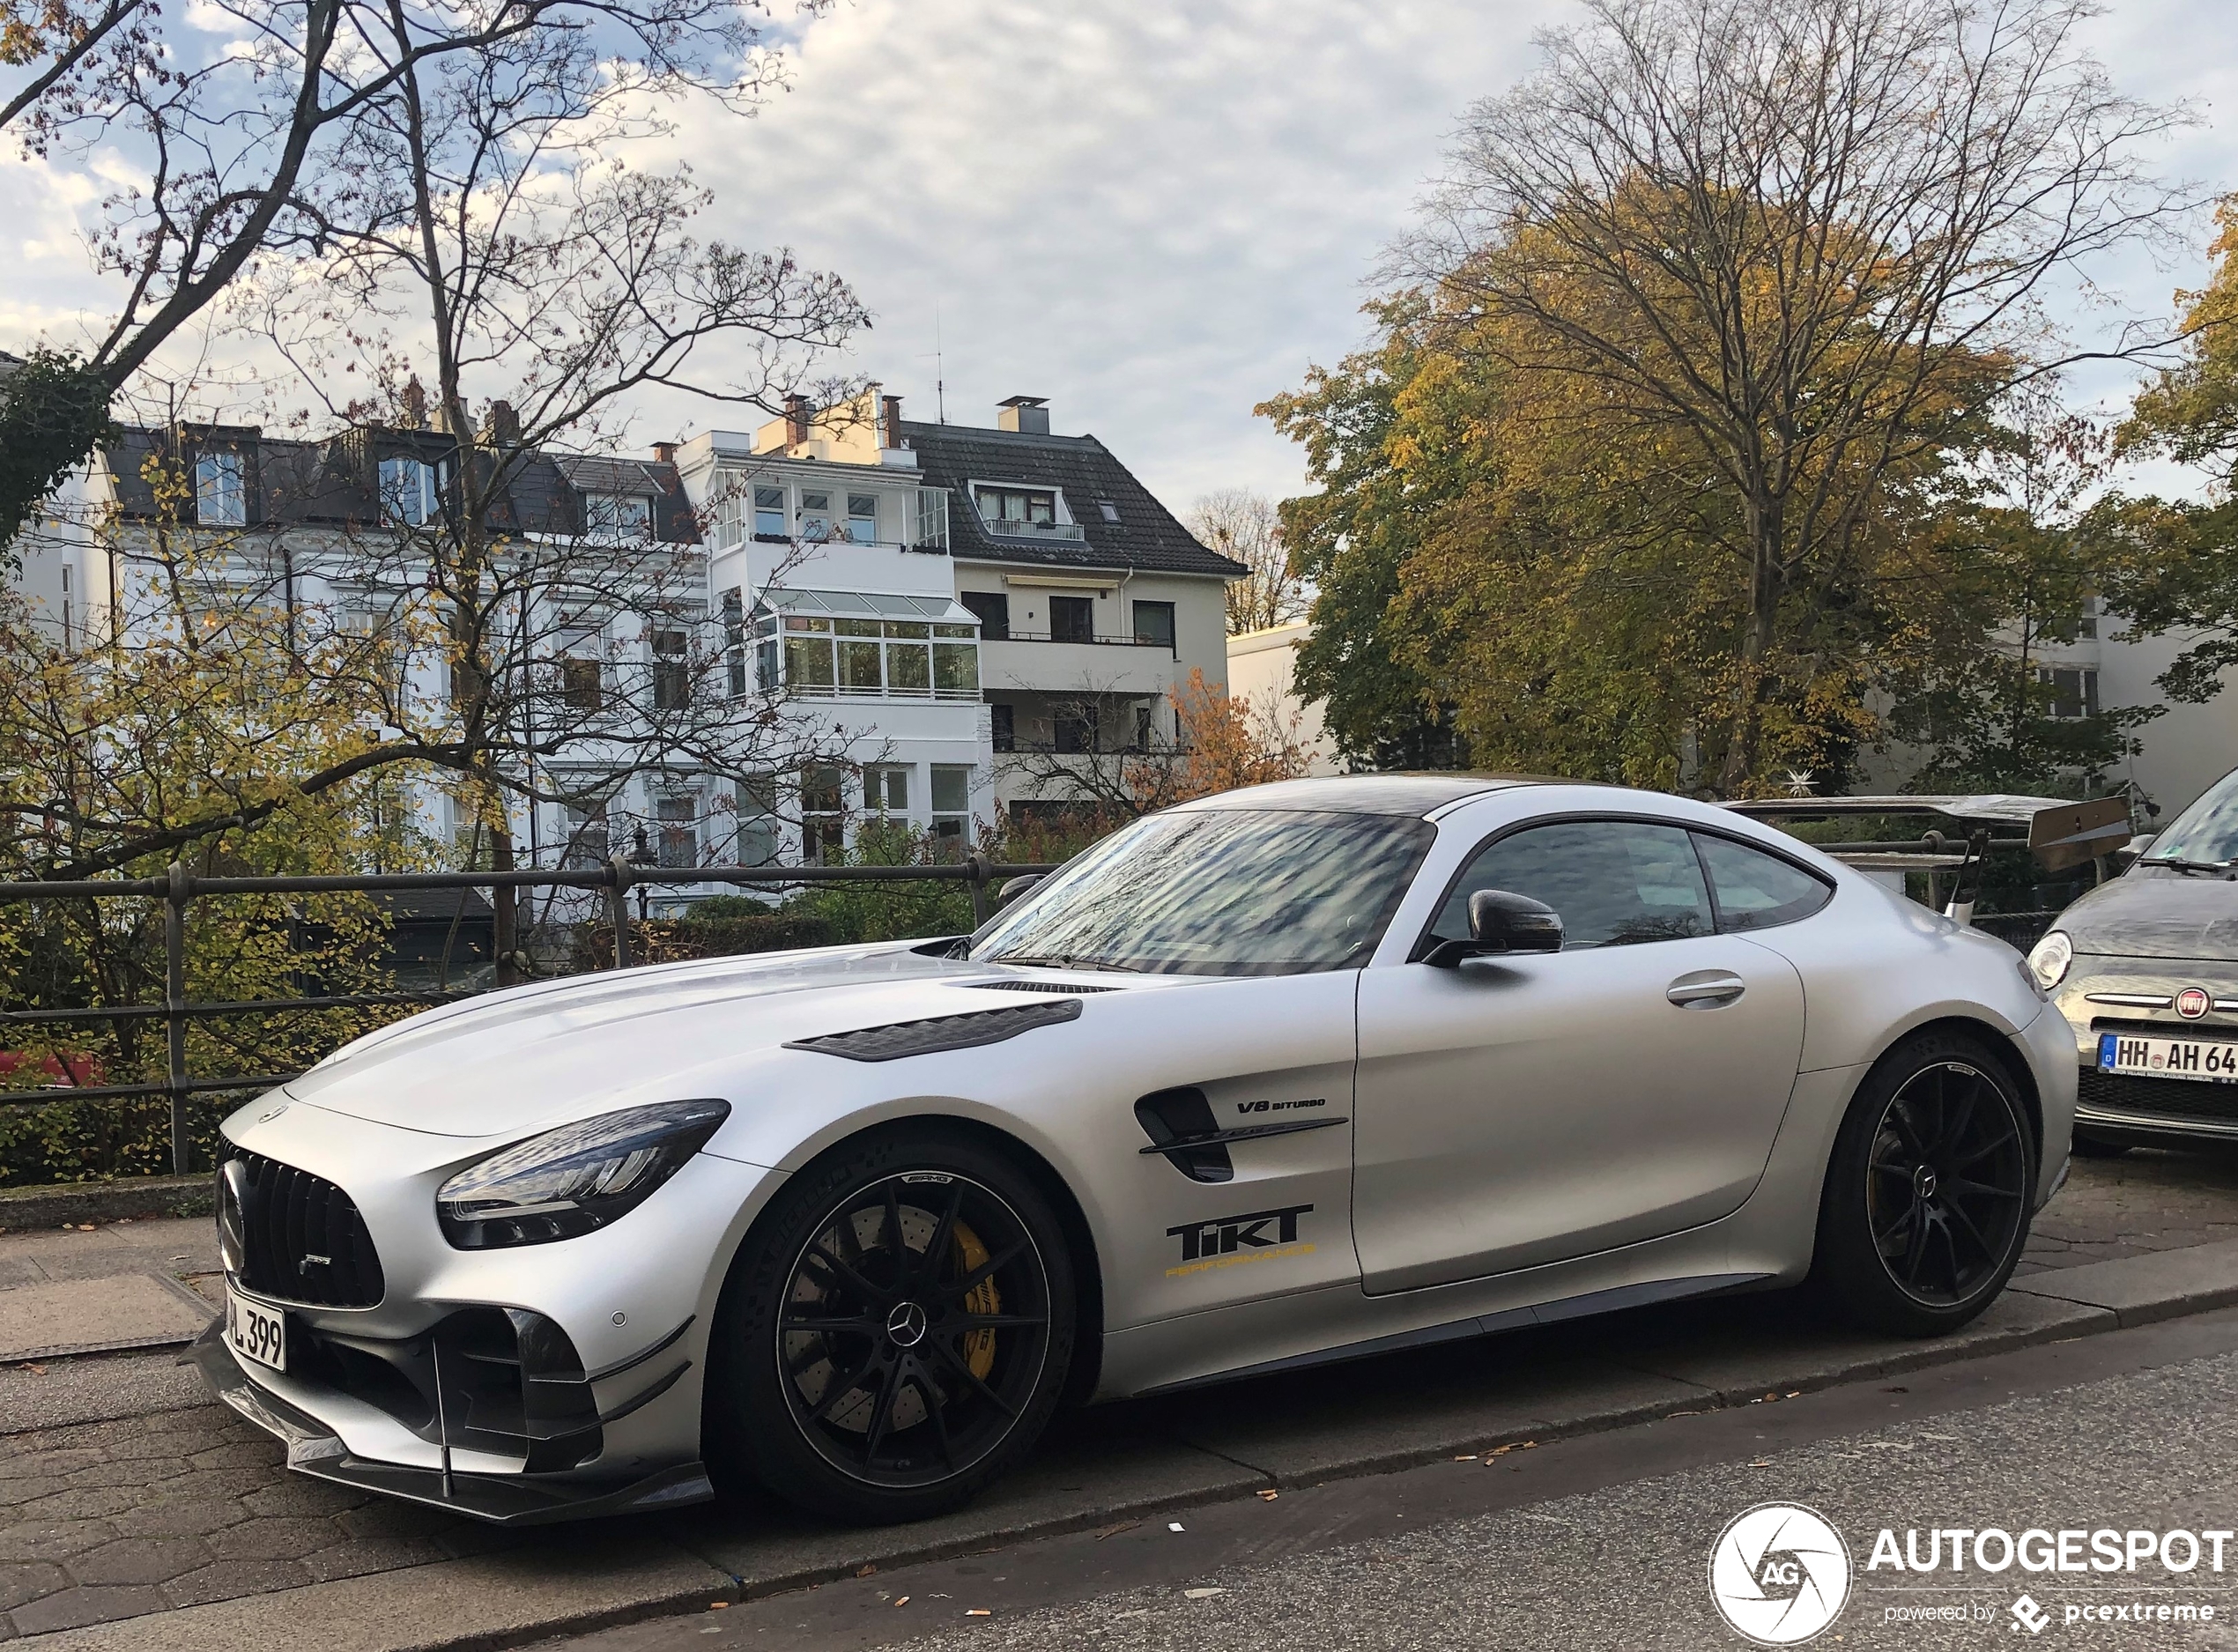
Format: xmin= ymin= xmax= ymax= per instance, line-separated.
xmin=4 ymin=1154 xmax=2238 ymax=1649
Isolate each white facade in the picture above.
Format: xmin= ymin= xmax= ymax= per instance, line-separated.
xmin=1226 ymin=621 xmax=1342 ymax=776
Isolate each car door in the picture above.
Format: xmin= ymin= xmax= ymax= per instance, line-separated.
xmin=1352 ymin=817 xmax=1807 ymax=1294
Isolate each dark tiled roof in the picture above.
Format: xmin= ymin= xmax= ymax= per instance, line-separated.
xmin=98 ymin=426 xmax=699 ymax=545
xmin=900 ymin=421 xmax=1244 ymax=580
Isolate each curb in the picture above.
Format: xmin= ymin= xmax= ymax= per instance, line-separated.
xmin=0 ymin=1174 xmax=211 ymax=1231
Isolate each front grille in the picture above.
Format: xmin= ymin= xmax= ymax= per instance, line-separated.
xmin=2077 ymin=1069 xmax=2238 ymax=1125
xmin=2089 ymin=1015 xmax=2238 ymax=1039
xmin=226 ymin=1149 xmax=386 ymax=1307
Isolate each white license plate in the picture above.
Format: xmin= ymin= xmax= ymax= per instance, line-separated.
xmin=226 ymin=1284 xmax=286 ymax=1373
xmin=2098 ymin=1032 xmax=2238 ymax=1084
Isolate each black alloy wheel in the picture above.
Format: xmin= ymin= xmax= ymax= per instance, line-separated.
xmin=1817 ymin=1031 xmax=2036 ymax=1336
xmin=706 ymin=1130 xmax=1075 ymax=1524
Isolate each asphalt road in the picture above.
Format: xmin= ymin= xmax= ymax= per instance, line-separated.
xmin=559 ymin=1308 xmax=2238 ymax=1652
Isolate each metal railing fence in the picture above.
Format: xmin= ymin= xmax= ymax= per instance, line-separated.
xmin=0 ymin=854 xmax=1056 ymax=1174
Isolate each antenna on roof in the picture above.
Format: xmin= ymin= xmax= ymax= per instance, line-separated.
xmin=919 ymin=302 xmax=946 ymax=426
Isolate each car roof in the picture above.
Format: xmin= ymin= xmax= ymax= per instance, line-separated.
xmin=1169 ymin=774 xmax=1554 ymax=818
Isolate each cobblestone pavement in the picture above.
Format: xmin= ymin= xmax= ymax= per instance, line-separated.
xmin=2 ymin=1145 xmax=2236 ymax=1638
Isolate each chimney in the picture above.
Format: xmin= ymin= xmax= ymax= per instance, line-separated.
xmin=881 ymin=394 xmax=904 ymax=450
xmin=651 ymin=441 xmax=677 ymax=466
xmin=785 ymin=393 xmax=810 ymax=449
xmin=997 ymin=396 xmax=1049 ymax=435
xmin=480 ymin=399 xmax=521 ymax=448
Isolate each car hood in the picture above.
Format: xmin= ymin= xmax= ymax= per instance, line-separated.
xmin=269 ymin=941 xmax=1113 ymax=1140
xmin=2057 ymin=869 xmax=2238 ymax=961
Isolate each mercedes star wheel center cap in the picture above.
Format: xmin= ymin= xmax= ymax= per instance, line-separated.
xmin=886 ymin=1301 xmax=929 ymax=1348
xmin=1914 ymin=1165 xmax=1939 ymax=1202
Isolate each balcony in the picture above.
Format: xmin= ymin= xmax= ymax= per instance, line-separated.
xmin=981 ymin=635 xmax=1176 ymax=696
xmin=974 ymin=516 xmax=1087 ymax=544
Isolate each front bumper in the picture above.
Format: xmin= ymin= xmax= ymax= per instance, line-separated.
xmin=2056 ymin=956 xmax=2238 ymax=1145
xmin=193 ymin=1319 xmax=711 ymax=1524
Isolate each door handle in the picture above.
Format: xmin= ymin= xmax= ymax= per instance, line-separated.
xmin=1666 ymin=973 xmax=1745 ymax=1007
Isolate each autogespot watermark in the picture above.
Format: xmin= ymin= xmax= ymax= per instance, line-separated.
xmin=1708 ymin=1507 xmax=2234 ymax=1641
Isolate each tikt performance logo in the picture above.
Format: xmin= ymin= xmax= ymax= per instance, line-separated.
xmin=1709 ymin=1503 xmax=1853 ymax=1645
xmin=1165 ymin=1204 xmax=1313 ymax=1277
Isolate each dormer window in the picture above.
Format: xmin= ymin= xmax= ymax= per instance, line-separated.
xmin=975 ymin=485 xmax=1056 ymax=528
xmin=196 ymin=451 xmax=247 ymax=526
xmin=584 ymin=493 xmax=653 ymax=541
xmin=379 ymin=456 xmax=438 ymax=526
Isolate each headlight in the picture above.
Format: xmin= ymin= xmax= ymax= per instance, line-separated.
xmin=2025 ymin=930 xmax=2073 ymax=994
xmin=436 ymin=1098 xmax=730 ymax=1250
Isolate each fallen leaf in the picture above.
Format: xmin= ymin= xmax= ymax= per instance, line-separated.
xmin=1520 ymin=1441 xmax=1538 ymax=1449
xmin=1184 ymin=1587 xmax=1226 ymax=1600
xmin=856 ymin=1564 xmax=878 ymax=1578
xmin=707 ymin=1601 xmax=728 ymax=1610
xmin=17 ymin=1363 xmax=48 ymax=1375
xmin=1256 ymin=1490 xmax=1278 ymax=1501
xmin=1093 ymin=1522 xmax=1140 ymax=1541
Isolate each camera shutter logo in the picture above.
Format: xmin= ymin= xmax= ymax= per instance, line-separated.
xmin=1708 ymin=1503 xmax=1851 ymax=1645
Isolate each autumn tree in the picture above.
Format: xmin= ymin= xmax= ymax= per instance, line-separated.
xmin=0 ymin=0 xmax=798 ymax=547
xmin=1394 ymin=0 xmax=2190 ymax=794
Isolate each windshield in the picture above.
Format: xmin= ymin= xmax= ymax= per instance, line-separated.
xmin=2147 ymin=768 xmax=2238 ymax=866
xmin=968 ymin=808 xmax=1434 ymax=976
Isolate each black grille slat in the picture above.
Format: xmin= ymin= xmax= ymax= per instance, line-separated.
xmin=2078 ymin=1069 xmax=2238 ymax=1125
xmin=226 ymin=1148 xmax=385 ymax=1307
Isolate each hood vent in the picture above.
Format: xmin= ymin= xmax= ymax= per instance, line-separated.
xmin=784 ymin=999 xmax=1082 ymax=1062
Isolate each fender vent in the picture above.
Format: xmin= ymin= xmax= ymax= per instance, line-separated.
xmin=952 ymin=979 xmax=1118 ymax=995
xmin=785 ymin=998 xmax=1083 ymax=1062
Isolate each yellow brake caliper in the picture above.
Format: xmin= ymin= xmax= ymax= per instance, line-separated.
xmin=952 ymin=1220 xmax=1000 ymax=1380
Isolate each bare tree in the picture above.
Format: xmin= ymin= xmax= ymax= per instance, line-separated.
xmin=1189 ymin=489 xmax=1308 ymax=633
xmin=0 ymin=0 xmax=798 ymax=542
xmin=1403 ymin=0 xmax=2195 ymax=792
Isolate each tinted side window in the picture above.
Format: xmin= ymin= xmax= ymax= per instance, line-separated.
xmin=1430 ymin=820 xmax=1713 ymax=949
xmin=1696 ymin=834 xmax=1832 ymax=931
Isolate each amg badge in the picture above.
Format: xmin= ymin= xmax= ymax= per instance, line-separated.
xmin=1165 ymin=1204 xmax=1314 ymax=1277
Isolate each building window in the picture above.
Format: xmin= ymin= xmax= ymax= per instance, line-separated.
xmin=586 ymin=493 xmax=654 ymax=540
xmin=1049 ymin=595 xmax=1094 ymax=644
xmin=960 ymin=590 xmax=1010 ymax=639
xmin=933 ymin=624 xmax=978 ymax=695
xmin=196 ymin=451 xmax=247 ymax=526
xmin=2040 ymin=666 xmax=2101 ymax=721
xmin=801 ymin=764 xmax=847 ymax=863
xmin=1134 ymin=703 xmax=1153 ymax=751
xmin=656 ymin=794 xmax=699 ymax=869
xmin=736 ymin=774 xmax=779 ymax=865
xmin=847 ymin=493 xmax=879 ymax=544
xmin=1056 ymin=712 xmax=1094 ymax=754
xmin=722 ymin=589 xmax=746 ymax=699
xmin=990 ymin=703 xmax=1015 ymax=753
xmin=754 ymin=485 xmax=787 ymax=539
xmin=784 ymin=614 xmax=836 ymax=691
xmin=560 ymin=800 xmax=611 ymax=869
xmin=797 ymin=491 xmax=834 ymax=542
xmin=930 ymin=766 xmax=972 ymax=856
xmin=1097 ymin=499 xmax=1121 ymax=523
xmin=556 ymin=626 xmax=605 ymax=712
xmin=378 ymin=456 xmax=438 ymax=526
xmin=753 ymin=605 xmax=780 ymax=691
xmin=1132 ymin=600 xmax=1175 ymax=649
xmin=652 ymin=628 xmax=691 ymax=709
xmin=975 ymin=486 xmax=1056 ymax=528
xmin=915 ymin=487 xmax=951 ymax=550
xmin=865 ymin=765 xmax=911 ymax=814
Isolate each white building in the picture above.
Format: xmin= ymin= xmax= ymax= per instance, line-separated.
xmin=1225 ymin=620 xmax=1341 ymax=776
xmin=675 ymin=387 xmax=1244 ymax=840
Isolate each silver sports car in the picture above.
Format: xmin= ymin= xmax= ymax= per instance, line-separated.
xmin=196 ymin=776 xmax=2075 ymax=1527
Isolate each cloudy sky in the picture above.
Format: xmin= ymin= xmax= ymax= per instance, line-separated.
xmin=4 ymin=0 xmax=2232 ymax=511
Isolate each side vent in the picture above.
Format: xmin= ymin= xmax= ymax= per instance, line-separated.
xmin=785 ymin=999 xmax=1082 ymax=1062
xmin=1135 ymin=1087 xmax=1232 ymax=1183
xmin=952 ymin=979 xmax=1118 ymax=996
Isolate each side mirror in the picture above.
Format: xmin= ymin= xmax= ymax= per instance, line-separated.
xmin=2113 ymin=833 xmax=2155 ymax=869
xmin=1467 ymin=889 xmax=1564 ymax=953
xmin=997 ymin=874 xmax=1042 ymax=907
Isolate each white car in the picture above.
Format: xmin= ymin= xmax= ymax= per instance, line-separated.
xmin=197 ymin=776 xmax=2075 ymax=1526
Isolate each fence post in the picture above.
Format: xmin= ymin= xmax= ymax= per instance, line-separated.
xmin=608 ymin=854 xmax=634 ymax=970
xmin=164 ymin=861 xmax=192 ymax=1175
xmin=966 ymin=851 xmax=989 ymax=930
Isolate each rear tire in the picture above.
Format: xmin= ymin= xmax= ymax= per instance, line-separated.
xmin=704 ymin=1126 xmax=1076 ymax=1525
xmin=1814 ymin=1030 xmax=2037 ymax=1337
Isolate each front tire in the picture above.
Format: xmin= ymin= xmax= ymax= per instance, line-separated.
xmin=704 ymin=1127 xmax=1076 ymax=1524
xmin=1814 ymin=1030 xmax=2036 ymax=1337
